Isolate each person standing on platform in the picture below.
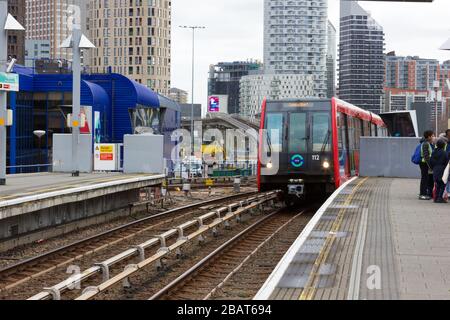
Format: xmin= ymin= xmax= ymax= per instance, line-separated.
xmin=419 ymin=131 xmax=435 ymax=200
xmin=430 ymin=139 xmax=448 ymax=203
xmin=444 ymin=129 xmax=450 ymax=196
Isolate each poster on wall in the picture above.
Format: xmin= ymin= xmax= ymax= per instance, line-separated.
xmin=208 ymin=96 xmax=220 ymax=112
xmin=80 ymin=106 xmax=92 ymax=134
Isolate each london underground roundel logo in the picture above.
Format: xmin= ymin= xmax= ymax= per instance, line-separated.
xmin=291 ymin=154 xmax=304 ymax=168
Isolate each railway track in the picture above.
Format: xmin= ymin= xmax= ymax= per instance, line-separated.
xmin=25 ymin=191 xmax=281 ymax=300
xmin=149 ymin=206 xmax=314 ymax=300
xmin=0 ymin=191 xmax=260 ymax=295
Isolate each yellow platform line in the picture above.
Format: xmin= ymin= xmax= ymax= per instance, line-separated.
xmin=299 ymin=177 xmax=369 ymax=300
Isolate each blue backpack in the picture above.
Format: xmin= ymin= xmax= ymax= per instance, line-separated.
xmin=411 ymin=143 xmax=422 ymax=165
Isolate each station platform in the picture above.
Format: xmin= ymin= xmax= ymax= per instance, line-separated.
xmin=0 ymin=172 xmax=160 ymax=201
xmin=0 ymin=172 xmax=165 ymax=215
xmin=256 ymin=177 xmax=450 ymax=300
xmin=0 ymin=172 xmax=165 ymax=246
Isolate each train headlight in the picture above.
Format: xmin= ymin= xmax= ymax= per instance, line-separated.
xmin=267 ymin=162 xmax=273 ymax=169
xmin=323 ymin=161 xmax=330 ymax=169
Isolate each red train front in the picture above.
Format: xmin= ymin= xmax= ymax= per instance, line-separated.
xmin=258 ymin=98 xmax=387 ymax=201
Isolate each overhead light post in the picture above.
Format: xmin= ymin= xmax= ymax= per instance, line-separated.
xmin=0 ymin=1 xmax=25 ymax=185
xmin=433 ymin=80 xmax=440 ymax=134
xmin=440 ymin=37 xmax=450 ymax=132
xmin=59 ymin=4 xmax=95 ymax=177
xmin=179 ymin=25 xmax=205 ymax=157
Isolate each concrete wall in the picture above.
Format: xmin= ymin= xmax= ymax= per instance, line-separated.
xmin=0 ymin=189 xmax=138 ymax=246
xmin=360 ymin=137 xmax=420 ymax=179
xmin=0 ymin=175 xmax=164 ymax=249
xmin=124 ymin=134 xmax=164 ymax=174
xmin=53 ymin=134 xmax=93 ymax=172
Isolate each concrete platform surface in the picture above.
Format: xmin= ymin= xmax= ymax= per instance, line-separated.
xmin=256 ymin=177 xmax=450 ymax=300
xmin=0 ymin=172 xmax=163 ymax=201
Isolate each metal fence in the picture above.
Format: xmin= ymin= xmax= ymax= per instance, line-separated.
xmin=7 ymin=163 xmax=53 ymax=174
xmin=168 ymin=160 xmax=257 ymax=179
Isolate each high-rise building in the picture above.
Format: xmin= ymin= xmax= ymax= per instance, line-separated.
xmin=384 ymin=53 xmax=450 ymax=128
xmin=385 ymin=52 xmax=440 ymax=91
xmin=263 ymin=0 xmax=328 ymax=97
xmin=7 ymin=0 xmax=26 ymax=64
xmin=25 ymin=0 xmax=85 ymax=62
xmin=24 ymin=40 xmax=51 ymax=67
xmin=208 ymin=61 xmax=263 ymax=115
xmin=88 ymin=0 xmax=172 ymax=96
xmin=169 ymin=88 xmax=188 ymax=104
xmin=381 ymin=88 xmax=428 ymax=113
xmin=339 ymin=0 xmax=385 ymax=114
xmin=326 ymin=20 xmax=336 ymax=98
xmin=240 ymin=74 xmax=315 ymax=118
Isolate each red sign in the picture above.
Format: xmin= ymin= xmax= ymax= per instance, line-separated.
xmin=100 ymin=153 xmax=114 ymax=161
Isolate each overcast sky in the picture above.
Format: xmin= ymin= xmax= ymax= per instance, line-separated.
xmin=171 ymin=0 xmax=450 ymax=107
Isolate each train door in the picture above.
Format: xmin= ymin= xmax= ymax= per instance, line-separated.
xmin=285 ymin=112 xmax=309 ymax=174
xmin=309 ymin=111 xmax=332 ymax=172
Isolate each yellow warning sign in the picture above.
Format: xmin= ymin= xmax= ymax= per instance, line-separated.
xmin=72 ymin=120 xmax=79 ymax=128
xmin=205 ymin=179 xmax=214 ymax=186
xmin=0 ymin=118 xmax=4 ymax=126
xmin=100 ymin=145 xmax=113 ymax=153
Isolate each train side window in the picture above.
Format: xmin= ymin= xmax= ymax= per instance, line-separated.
xmin=265 ymin=113 xmax=283 ymax=153
xmin=289 ymin=112 xmax=307 ymax=153
xmin=312 ymin=112 xmax=331 ymax=152
xmin=372 ymin=124 xmax=377 ymax=137
xmin=364 ymin=121 xmax=371 ymax=136
xmin=347 ymin=117 xmax=355 ymax=151
xmin=354 ymin=118 xmax=361 ymax=150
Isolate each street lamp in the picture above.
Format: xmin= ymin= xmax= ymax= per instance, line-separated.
xmin=33 ymin=130 xmax=46 ymax=172
xmin=440 ymin=37 xmax=450 ymax=131
xmin=433 ymin=80 xmax=440 ymax=134
xmin=59 ymin=6 xmax=95 ymax=177
xmin=179 ymin=25 xmax=205 ymax=157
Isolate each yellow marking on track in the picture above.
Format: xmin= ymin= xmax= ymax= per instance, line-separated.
xmin=299 ymin=177 xmax=368 ymax=301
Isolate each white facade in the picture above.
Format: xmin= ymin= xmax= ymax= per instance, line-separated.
xmin=326 ymin=20 xmax=336 ymax=98
xmin=263 ymin=0 xmax=328 ymax=97
xmin=25 ymin=39 xmax=51 ymax=67
xmin=240 ymin=74 xmax=315 ymax=118
xmin=25 ymin=0 xmax=88 ymax=61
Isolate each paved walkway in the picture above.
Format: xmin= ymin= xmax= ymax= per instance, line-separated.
xmin=256 ymin=177 xmax=450 ymax=300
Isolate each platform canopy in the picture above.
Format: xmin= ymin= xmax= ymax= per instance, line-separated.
xmin=440 ymin=37 xmax=450 ymax=50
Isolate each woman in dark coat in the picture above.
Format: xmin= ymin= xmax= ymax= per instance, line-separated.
xmin=430 ymin=138 xmax=449 ymax=203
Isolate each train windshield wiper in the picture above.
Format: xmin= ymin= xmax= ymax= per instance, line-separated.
xmin=266 ymin=130 xmax=273 ymax=156
xmin=320 ymin=130 xmax=331 ymax=153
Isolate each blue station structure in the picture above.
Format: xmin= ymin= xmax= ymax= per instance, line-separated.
xmin=6 ymin=64 xmax=181 ymax=173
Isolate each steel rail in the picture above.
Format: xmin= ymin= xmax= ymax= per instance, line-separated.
xmin=0 ymin=191 xmax=258 ymax=292
xmin=27 ymin=191 xmax=280 ymax=300
xmin=149 ymin=207 xmax=309 ymax=300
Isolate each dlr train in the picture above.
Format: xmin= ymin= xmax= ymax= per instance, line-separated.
xmin=257 ymin=98 xmax=387 ymax=200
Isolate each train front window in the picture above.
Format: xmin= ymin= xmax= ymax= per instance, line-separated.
xmin=265 ymin=113 xmax=283 ymax=153
xmin=312 ymin=112 xmax=331 ymax=152
xmin=289 ymin=113 xmax=307 ymax=153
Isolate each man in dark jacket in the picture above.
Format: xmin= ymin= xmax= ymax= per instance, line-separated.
xmin=419 ymin=130 xmax=435 ymax=200
xmin=430 ymin=138 xmax=449 ymax=203
xmin=445 ymin=129 xmax=450 ymax=154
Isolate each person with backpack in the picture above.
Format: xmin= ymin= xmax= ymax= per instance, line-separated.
xmin=415 ymin=130 xmax=435 ymax=200
xmin=430 ymin=138 xmax=449 ymax=203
